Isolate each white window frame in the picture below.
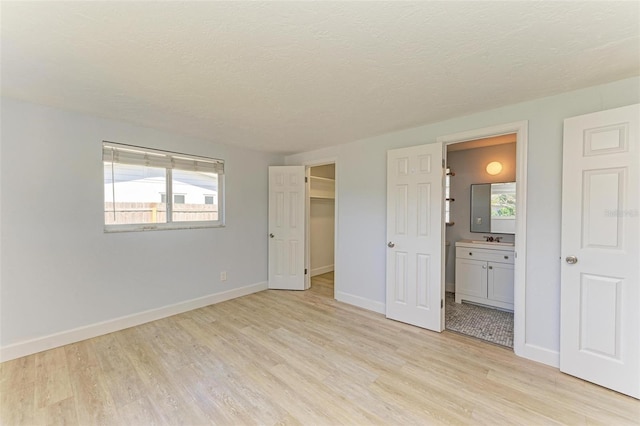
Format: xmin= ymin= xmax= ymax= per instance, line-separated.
xmin=103 ymin=141 xmax=225 ymax=232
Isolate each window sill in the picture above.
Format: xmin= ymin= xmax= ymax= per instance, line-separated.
xmin=104 ymin=221 xmax=224 ymax=233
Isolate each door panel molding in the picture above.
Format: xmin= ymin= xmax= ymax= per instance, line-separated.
xmin=579 ymin=273 xmax=622 ymax=359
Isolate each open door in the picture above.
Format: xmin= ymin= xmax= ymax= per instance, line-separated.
xmin=386 ymin=143 xmax=443 ymax=331
xmin=561 ymin=104 xmax=639 ymax=398
xmin=268 ymin=166 xmax=306 ymax=290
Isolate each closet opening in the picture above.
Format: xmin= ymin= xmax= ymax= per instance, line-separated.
xmin=307 ymin=163 xmax=336 ymax=299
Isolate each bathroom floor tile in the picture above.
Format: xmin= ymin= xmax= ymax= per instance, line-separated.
xmin=445 ymin=292 xmax=514 ymax=348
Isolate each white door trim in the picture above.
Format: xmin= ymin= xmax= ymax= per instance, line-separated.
xmin=437 ymin=121 xmax=536 ymax=363
xmin=301 ymin=158 xmax=338 ymax=298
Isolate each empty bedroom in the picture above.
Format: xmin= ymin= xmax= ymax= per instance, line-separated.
xmin=1 ymin=1 xmax=639 ymax=424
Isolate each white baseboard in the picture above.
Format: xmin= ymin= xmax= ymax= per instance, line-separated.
xmin=311 ymin=264 xmax=334 ymax=277
xmin=0 ymin=281 xmax=268 ymax=362
xmin=445 ymin=282 xmax=455 ymax=293
xmin=514 ymin=342 xmax=560 ymax=368
xmin=335 ymin=291 xmax=385 ymax=314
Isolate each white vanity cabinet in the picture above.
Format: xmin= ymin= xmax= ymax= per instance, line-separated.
xmin=454 ymin=241 xmax=514 ymax=311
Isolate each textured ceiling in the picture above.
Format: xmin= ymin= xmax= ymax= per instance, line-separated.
xmin=2 ymin=2 xmax=639 ymax=154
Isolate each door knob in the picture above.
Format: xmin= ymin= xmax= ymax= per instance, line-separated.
xmin=387 ymin=242 xmax=395 ymax=248
xmin=269 ymin=233 xmax=274 ymax=238
xmin=565 ymin=256 xmax=578 ymax=264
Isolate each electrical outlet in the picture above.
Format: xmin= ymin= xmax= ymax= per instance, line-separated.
xmin=220 ymin=271 xmax=227 ymax=281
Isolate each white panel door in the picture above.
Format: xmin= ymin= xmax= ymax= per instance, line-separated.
xmin=561 ymin=104 xmax=639 ymax=398
xmin=386 ymin=143 xmax=443 ymax=331
xmin=268 ymin=166 xmax=306 ymax=290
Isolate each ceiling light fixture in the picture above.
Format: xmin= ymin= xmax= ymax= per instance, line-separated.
xmin=486 ymin=161 xmax=503 ymax=175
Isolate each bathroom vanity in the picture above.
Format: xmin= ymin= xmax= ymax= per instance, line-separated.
xmin=455 ymin=240 xmax=514 ymax=311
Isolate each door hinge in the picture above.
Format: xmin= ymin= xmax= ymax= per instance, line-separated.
xmin=441 ymin=299 xmax=444 ymax=309
xmin=305 ymin=177 xmax=308 ymax=183
xmin=305 ymin=268 xmax=308 ymax=275
xmin=442 ymin=159 xmax=445 ymax=168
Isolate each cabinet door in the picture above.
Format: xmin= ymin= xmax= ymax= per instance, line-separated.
xmin=455 ymin=258 xmax=487 ymax=298
xmin=487 ymin=262 xmax=514 ymax=304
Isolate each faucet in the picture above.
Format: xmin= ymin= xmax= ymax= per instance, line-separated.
xmin=483 ymin=235 xmax=502 ymax=243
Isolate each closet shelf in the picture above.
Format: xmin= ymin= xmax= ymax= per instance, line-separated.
xmin=310 ymin=175 xmax=335 ymax=199
xmin=310 ymin=176 xmax=335 ymax=182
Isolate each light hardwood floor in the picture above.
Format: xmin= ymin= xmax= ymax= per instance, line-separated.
xmin=2 ymin=272 xmax=638 ymax=425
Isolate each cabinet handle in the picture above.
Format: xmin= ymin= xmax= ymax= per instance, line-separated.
xmin=488 ymin=266 xmax=493 ymax=270
xmin=469 ymin=252 xmax=473 ymax=256
xmin=504 ymin=255 xmax=509 ymax=259
xmin=482 ymin=265 xmax=487 ymax=269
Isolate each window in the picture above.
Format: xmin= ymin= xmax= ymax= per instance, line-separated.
xmin=103 ymin=142 xmax=224 ymax=231
xmin=160 ymin=193 xmax=187 ymax=204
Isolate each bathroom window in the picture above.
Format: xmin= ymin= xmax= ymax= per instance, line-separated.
xmin=103 ymin=141 xmax=224 ymax=232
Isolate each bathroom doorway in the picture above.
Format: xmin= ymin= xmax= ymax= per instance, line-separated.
xmin=444 ymin=134 xmax=517 ymax=348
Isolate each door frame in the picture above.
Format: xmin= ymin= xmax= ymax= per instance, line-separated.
xmin=437 ymin=121 xmax=528 ymax=357
xmin=302 ymin=157 xmax=338 ymax=297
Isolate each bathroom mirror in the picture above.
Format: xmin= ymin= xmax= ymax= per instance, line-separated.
xmin=470 ymin=182 xmax=516 ymax=234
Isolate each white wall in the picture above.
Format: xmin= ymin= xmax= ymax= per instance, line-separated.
xmin=0 ymin=98 xmax=283 ymax=354
xmin=445 ymin=143 xmax=517 ymax=288
xmin=286 ymin=76 xmax=640 ymax=363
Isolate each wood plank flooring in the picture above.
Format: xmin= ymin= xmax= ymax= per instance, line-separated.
xmin=2 ymin=272 xmax=638 ymax=425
